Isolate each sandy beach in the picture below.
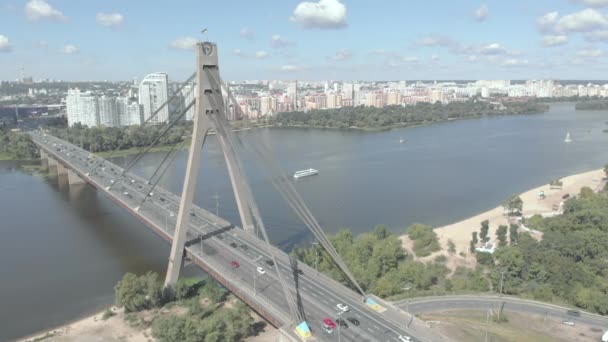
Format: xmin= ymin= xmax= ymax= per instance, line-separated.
xmin=17 ymin=306 xmax=278 ymax=342
xmin=401 ymin=168 xmax=607 ymax=271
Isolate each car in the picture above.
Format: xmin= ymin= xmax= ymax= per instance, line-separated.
xmin=346 ymin=317 xmax=359 ymax=326
xmin=169 ymin=212 xmax=175 ymax=217
xmin=239 ymin=244 xmax=248 ymax=250
xmin=296 ymin=269 xmax=304 ymax=275
xmin=229 ymin=242 xmax=238 ymax=248
xmin=336 ymin=318 xmax=348 ymax=328
xmin=265 ymin=260 xmax=275 ymax=266
xmin=337 ymin=303 xmax=349 ymax=312
xmin=217 ymin=234 xmax=224 ymax=240
xmin=130 ymin=179 xmax=135 ymax=184
xmin=398 ymin=335 xmax=412 ymax=342
xmin=562 ymin=321 xmax=575 ymax=326
xmin=567 ymin=310 xmax=581 ymax=317
xmin=123 ymin=191 xmax=129 ymax=196
xmin=230 ymin=261 xmax=239 ymax=268
xmin=159 ymin=197 xmax=165 ymax=202
xmin=321 ymin=324 xmax=333 ymax=334
xmin=257 ymin=267 xmax=265 ymax=274
xmin=190 ymin=212 xmax=196 ymax=217
xmin=149 ymin=192 xmax=154 ymax=196
xmin=322 ymin=318 xmax=336 ymax=329
xmin=562 ymin=193 xmax=571 ymax=199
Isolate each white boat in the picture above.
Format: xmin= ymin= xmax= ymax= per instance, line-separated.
xmin=399 ymin=137 xmax=405 ymax=143
xmin=564 ymin=132 xmax=572 ymax=143
xmin=293 ymin=168 xmax=319 ymax=179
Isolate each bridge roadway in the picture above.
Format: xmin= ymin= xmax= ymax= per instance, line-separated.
xmin=32 ymin=132 xmax=443 ymax=342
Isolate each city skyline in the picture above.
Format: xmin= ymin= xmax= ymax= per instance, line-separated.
xmin=2 ymin=0 xmax=608 ymax=81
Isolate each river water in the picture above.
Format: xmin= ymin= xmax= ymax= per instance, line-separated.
xmin=1 ymin=102 xmax=607 ymax=341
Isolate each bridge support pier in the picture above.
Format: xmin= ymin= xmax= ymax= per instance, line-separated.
xmin=57 ymin=162 xmax=68 ymax=176
xmin=40 ymin=150 xmax=48 ymax=170
xmin=67 ymin=169 xmax=86 ymax=185
xmin=47 ymin=156 xmax=58 ymax=173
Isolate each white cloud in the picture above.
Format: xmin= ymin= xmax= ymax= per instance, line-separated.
xmin=271 ymin=34 xmax=290 ymax=48
xmin=240 ymin=27 xmax=255 ymax=40
xmin=25 ymin=0 xmax=65 ymax=21
xmin=467 ymin=55 xmax=478 ymax=62
xmin=402 ymin=56 xmax=419 ymax=63
xmin=0 ymin=35 xmax=11 ymax=52
xmin=586 ymin=30 xmax=608 ymax=41
xmin=329 ymin=49 xmax=353 ymax=61
xmin=290 ymin=0 xmax=347 ymax=29
xmin=431 ymin=54 xmax=439 ymax=61
xmin=234 ymin=49 xmax=248 ymax=58
xmin=570 ymin=0 xmax=608 ymax=7
xmin=62 ymin=44 xmax=79 ymax=54
xmin=96 ymin=13 xmax=123 ymax=27
xmin=542 ymin=35 xmax=568 ymax=46
xmin=480 ymin=43 xmax=508 ymax=55
xmin=555 ymin=8 xmax=608 ymax=32
xmin=576 ymin=48 xmax=603 ymax=57
xmin=255 ymin=50 xmax=269 ymax=59
xmin=280 ymin=65 xmax=300 ymax=71
xmin=502 ymin=58 xmax=529 ymax=67
xmin=169 ymin=37 xmax=197 ymax=50
xmin=538 ymin=11 xmax=559 ymax=32
xmin=474 ymin=4 xmax=489 ymax=22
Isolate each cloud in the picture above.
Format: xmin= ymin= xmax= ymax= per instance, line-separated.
xmin=240 ymin=27 xmax=255 ymax=40
xmin=538 ymin=12 xmax=559 ymax=32
xmin=96 ymin=13 xmax=123 ymax=27
xmin=34 ymin=40 xmax=48 ymax=49
xmin=25 ymin=0 xmax=65 ymax=21
xmin=169 ymin=37 xmax=197 ymax=50
xmin=474 ymin=4 xmax=489 ymax=22
xmin=431 ymin=54 xmax=439 ymax=61
xmin=328 ymin=49 xmax=353 ymax=61
xmin=576 ymin=48 xmax=603 ymax=57
xmin=255 ymin=51 xmax=269 ymax=59
xmin=467 ymin=55 xmax=478 ymax=62
xmin=0 ymin=35 xmax=11 ymax=52
xmin=280 ymin=65 xmax=300 ymax=71
xmin=555 ymin=8 xmax=608 ymax=32
xmin=271 ymin=34 xmax=290 ymax=48
xmin=62 ymin=44 xmax=79 ymax=54
xmin=290 ymin=0 xmax=347 ymax=29
xmin=480 ymin=43 xmax=508 ymax=55
xmin=586 ymin=30 xmax=608 ymax=41
xmin=402 ymin=56 xmax=419 ymax=63
xmin=570 ymin=0 xmax=608 ymax=7
xmin=542 ymin=35 xmax=568 ymax=46
xmin=502 ymin=58 xmax=529 ymax=67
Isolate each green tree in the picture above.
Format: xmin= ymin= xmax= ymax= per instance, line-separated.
xmin=503 ymin=196 xmax=523 ymax=215
xmin=407 ymin=223 xmax=440 ymax=257
xmin=476 ymin=252 xmax=494 ymax=266
xmin=470 ymin=232 xmax=479 ymax=253
xmin=447 ymin=239 xmax=456 ymax=253
xmin=509 ymin=224 xmax=519 ymax=245
xmin=496 ymin=225 xmax=508 ymax=247
xmin=480 ymin=220 xmax=490 ymax=242
xmin=114 ymin=272 xmax=163 ymax=312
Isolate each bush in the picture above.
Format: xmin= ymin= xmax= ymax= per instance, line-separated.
xmin=115 ymin=272 xmax=164 ymax=312
xmin=407 ymin=224 xmax=440 ymax=257
xmin=101 ymin=309 xmax=115 ymax=320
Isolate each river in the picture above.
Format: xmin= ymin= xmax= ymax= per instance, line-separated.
xmin=1 ymin=102 xmax=607 ymax=341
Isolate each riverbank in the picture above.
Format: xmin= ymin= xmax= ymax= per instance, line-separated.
xmin=400 ymin=168 xmax=607 ymax=271
xmin=17 ymin=306 xmax=278 ymax=342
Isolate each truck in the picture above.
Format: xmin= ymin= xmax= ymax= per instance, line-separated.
xmin=602 ymin=330 xmax=608 ymax=342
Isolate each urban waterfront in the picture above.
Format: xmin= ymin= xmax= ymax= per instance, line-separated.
xmin=1 ymin=102 xmax=608 ymax=341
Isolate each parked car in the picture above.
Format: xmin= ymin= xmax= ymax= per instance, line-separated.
xmin=231 ymin=261 xmax=239 ymax=268
xmin=257 ymin=267 xmax=265 ymax=274
xmin=562 ymin=321 xmax=575 ymax=326
xmin=562 ymin=193 xmax=571 ymax=199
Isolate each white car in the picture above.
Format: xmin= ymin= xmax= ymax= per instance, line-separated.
xmin=257 ymin=267 xmax=266 ymax=274
xmin=123 ymin=191 xmax=129 ymax=196
xmin=336 ymin=303 xmax=349 ymax=312
xmin=169 ymin=212 xmax=175 ymax=217
xmin=562 ymin=321 xmax=575 ymax=326
xmin=398 ymin=335 xmax=412 ymax=342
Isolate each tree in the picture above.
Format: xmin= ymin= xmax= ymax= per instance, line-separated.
xmin=470 ymin=232 xmax=479 ymax=253
xmin=447 ymin=239 xmax=456 ymax=254
xmin=407 ymin=223 xmax=440 ymax=257
xmin=604 ymin=164 xmax=608 ymax=179
xmin=114 ymin=272 xmax=163 ymax=312
xmin=503 ymin=196 xmax=524 ymax=215
xmin=476 ymin=252 xmax=494 ymax=266
xmin=480 ymin=220 xmax=490 ymax=243
xmin=580 ymin=186 xmax=594 ymax=199
xmin=496 ymin=225 xmax=508 ymax=247
xmin=509 ymin=224 xmax=519 ymax=245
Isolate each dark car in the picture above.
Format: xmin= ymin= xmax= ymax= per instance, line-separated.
xmin=240 ymin=244 xmax=248 ymax=250
xmin=229 ymin=242 xmax=238 ymax=248
xmin=336 ymin=318 xmax=348 ymax=328
xmin=562 ymin=193 xmax=571 ymax=199
xmin=190 ymin=212 xmax=196 ymax=217
xmin=159 ymin=197 xmax=165 ymax=202
xmin=296 ymin=269 xmax=304 ymax=275
xmin=230 ymin=261 xmax=239 ymax=268
xmin=346 ymin=317 xmax=360 ymax=326
xmin=217 ymin=234 xmax=224 ymax=240
xmin=265 ymin=260 xmax=275 ymax=266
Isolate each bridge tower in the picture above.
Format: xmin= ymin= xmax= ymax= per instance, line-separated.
xmin=164 ymin=41 xmax=255 ymax=287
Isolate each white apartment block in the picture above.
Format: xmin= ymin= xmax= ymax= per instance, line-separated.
xmin=139 ymin=72 xmax=169 ymax=125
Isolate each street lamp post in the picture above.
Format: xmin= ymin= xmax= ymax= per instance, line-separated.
xmin=312 ymin=241 xmax=319 ymax=273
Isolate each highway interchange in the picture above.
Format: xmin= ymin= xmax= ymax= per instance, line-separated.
xmin=32 ymin=132 xmax=440 ymax=342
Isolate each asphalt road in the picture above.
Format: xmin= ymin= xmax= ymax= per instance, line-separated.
xmin=394 ymin=295 xmax=608 ymax=330
xmin=32 ymin=131 xmax=441 ymax=342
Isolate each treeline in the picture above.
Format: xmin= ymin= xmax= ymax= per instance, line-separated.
xmin=0 ymin=129 xmax=39 ymax=159
xmin=49 ymin=124 xmax=187 ymax=153
xmin=114 ymin=272 xmax=257 ymax=342
xmin=271 ymin=101 xmax=548 ymax=129
xmin=294 ymin=184 xmax=608 ymax=314
xmin=575 ymin=101 xmax=608 ymax=110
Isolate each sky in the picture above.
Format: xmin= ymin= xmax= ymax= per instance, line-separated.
xmin=2 ymin=0 xmax=608 ymax=82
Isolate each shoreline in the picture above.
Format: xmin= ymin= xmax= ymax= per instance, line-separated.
xmin=400 ymin=167 xmax=607 ymax=270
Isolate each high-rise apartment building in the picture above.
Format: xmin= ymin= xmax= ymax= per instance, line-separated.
xmin=181 ymin=83 xmax=196 ymax=121
xmin=117 ymin=97 xmax=143 ymax=126
xmin=66 ymin=89 xmax=100 ymax=127
xmin=287 ymin=81 xmax=298 ymax=108
xmin=98 ymin=96 xmax=120 ymax=127
xmin=139 ymin=72 xmax=169 ymax=124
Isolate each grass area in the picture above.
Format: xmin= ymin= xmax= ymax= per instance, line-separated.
xmin=0 ymin=152 xmax=14 ymax=160
xmin=95 ymin=141 xmax=190 ymax=158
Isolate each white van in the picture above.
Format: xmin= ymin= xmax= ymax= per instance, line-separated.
xmin=601 ymin=331 xmax=608 ymax=342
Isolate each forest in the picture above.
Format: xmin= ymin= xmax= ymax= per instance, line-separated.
xmin=271 ymin=100 xmax=548 ymax=129
xmin=0 ymin=129 xmax=39 ymax=159
xmin=294 ymin=181 xmax=608 ymax=314
xmin=575 ymin=101 xmax=608 ymax=110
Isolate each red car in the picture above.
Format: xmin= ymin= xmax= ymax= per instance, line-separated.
xmin=231 ymin=261 xmax=240 ymax=268
xmin=323 ymin=318 xmax=336 ymax=329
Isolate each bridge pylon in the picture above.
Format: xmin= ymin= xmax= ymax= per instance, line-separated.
xmin=164 ymin=41 xmax=255 ymax=287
